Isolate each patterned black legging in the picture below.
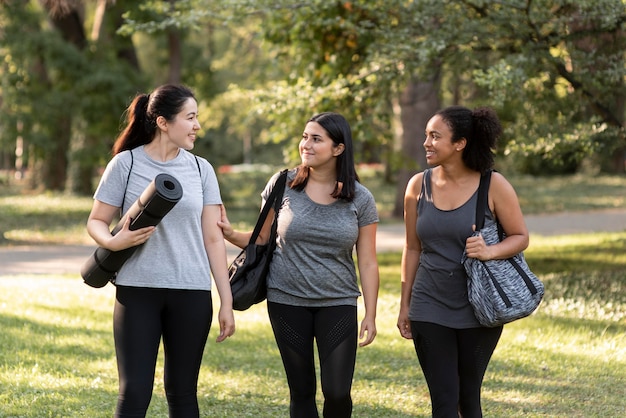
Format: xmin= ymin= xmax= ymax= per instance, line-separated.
xmin=411 ymin=321 xmax=503 ymax=418
xmin=268 ymin=302 xmax=358 ymax=418
xmin=113 ymin=286 xmax=213 ymax=418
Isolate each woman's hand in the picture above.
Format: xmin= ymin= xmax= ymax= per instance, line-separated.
xmin=109 ymin=216 xmax=156 ymax=251
xmin=87 ymin=200 xmax=156 ymax=251
xmin=216 ymin=305 xmax=235 ymax=343
xmin=464 ymin=229 xmax=493 ymax=261
xmin=359 ymin=316 xmax=377 ymax=347
xmin=217 ymin=204 xmax=233 ymax=238
xmin=397 ymin=308 xmax=412 ymax=339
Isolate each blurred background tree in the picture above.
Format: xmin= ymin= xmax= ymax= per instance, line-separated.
xmin=0 ymin=0 xmax=624 ymax=216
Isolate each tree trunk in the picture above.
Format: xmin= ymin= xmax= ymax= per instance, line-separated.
xmin=392 ymin=73 xmax=441 ymax=218
xmin=40 ymin=0 xmax=86 ymax=191
xmin=67 ymin=0 xmax=142 ymax=195
xmin=167 ymin=29 xmax=183 ymax=84
xmin=166 ymin=0 xmax=183 ymax=84
xmin=44 ymin=117 xmax=73 ymax=190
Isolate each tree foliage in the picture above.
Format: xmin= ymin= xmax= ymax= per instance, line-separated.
xmin=0 ymin=0 xmax=624 ymax=196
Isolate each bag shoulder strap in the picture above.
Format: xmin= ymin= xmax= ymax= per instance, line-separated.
xmin=121 ymin=149 xmax=134 ymax=215
xmin=474 ymin=170 xmax=492 ymax=231
xmin=249 ymin=169 xmax=288 ymax=244
xmin=475 ymin=169 xmax=507 ymax=240
xmin=194 ymin=154 xmax=201 ymax=176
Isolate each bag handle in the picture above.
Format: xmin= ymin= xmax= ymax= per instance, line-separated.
xmin=474 ymin=170 xmax=492 ymax=231
xmin=249 ymin=169 xmax=288 ymax=245
xmin=475 ymin=169 xmax=507 ymax=241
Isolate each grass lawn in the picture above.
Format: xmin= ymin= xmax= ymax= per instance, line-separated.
xmin=0 ymin=169 xmax=625 ymax=416
xmin=1 ymin=233 xmax=625 ymax=417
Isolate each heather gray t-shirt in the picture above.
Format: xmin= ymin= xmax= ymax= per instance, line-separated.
xmin=265 ymin=169 xmax=379 ymax=307
xmin=93 ymin=146 xmax=222 ymax=291
xmin=409 ymin=168 xmax=494 ymax=328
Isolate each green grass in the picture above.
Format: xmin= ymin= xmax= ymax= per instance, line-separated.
xmin=1 ymin=233 xmax=625 ymax=417
xmin=0 ymin=168 xmax=625 ymax=415
xmin=1 ymin=170 xmax=625 ymax=245
xmin=510 ymin=173 xmax=626 ymax=215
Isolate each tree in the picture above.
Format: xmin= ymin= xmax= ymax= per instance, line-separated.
xmin=0 ymin=0 xmax=146 ymax=193
xmin=1 ymin=0 xmax=624 ymax=198
xmin=440 ymin=0 xmax=626 ymax=173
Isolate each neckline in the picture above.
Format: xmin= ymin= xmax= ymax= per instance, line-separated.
xmin=139 ymin=145 xmax=183 ymax=164
xmin=424 ymin=168 xmax=477 ymax=213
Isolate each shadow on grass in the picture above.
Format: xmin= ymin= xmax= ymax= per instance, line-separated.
xmin=0 ymin=310 xmax=119 ymax=417
xmin=486 ymin=322 xmax=626 ymax=416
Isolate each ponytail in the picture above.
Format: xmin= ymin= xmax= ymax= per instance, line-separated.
xmin=111 ymin=84 xmax=196 ymax=155
xmin=112 ymin=94 xmax=154 ymax=155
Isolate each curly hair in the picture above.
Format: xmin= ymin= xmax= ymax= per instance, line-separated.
xmin=435 ymin=105 xmax=503 ymax=173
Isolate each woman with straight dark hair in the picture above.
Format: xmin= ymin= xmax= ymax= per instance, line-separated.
xmin=86 ymin=84 xmax=235 ymax=417
xmin=219 ymin=112 xmax=380 ymax=417
xmin=397 ymin=105 xmax=529 ymax=417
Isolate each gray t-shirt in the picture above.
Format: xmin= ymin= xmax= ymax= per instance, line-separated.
xmin=93 ymin=146 xmax=222 ymax=290
xmin=265 ymin=169 xmax=379 ymax=307
xmin=409 ymin=168 xmax=493 ymax=328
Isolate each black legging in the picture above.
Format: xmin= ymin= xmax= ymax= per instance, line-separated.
xmin=268 ymin=302 xmax=358 ymax=418
xmin=410 ymin=321 xmax=503 ymax=418
xmin=113 ymin=286 xmax=213 ymax=418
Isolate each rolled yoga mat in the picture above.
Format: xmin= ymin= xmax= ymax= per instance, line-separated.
xmin=81 ymin=173 xmax=183 ymax=288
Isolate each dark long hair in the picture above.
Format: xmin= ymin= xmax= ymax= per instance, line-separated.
xmin=435 ymin=105 xmax=502 ymax=173
xmin=112 ymin=84 xmax=196 ymax=155
xmin=290 ymin=112 xmax=360 ymax=201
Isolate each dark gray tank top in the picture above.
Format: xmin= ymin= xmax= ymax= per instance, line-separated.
xmin=408 ymin=169 xmax=493 ymax=328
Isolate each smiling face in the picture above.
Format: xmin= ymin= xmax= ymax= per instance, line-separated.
xmin=423 ymin=114 xmax=464 ymax=166
xmin=299 ymin=121 xmax=345 ymax=169
xmin=157 ymin=97 xmax=200 ymax=150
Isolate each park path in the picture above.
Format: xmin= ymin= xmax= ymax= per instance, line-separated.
xmin=0 ymin=208 xmax=624 ymax=276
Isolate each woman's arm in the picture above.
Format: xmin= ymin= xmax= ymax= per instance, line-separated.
xmin=465 ymin=172 xmax=529 ymax=261
xmin=219 ymin=173 xmax=283 ymax=248
xmin=355 ymin=222 xmax=379 ymax=347
xmin=202 ymin=204 xmax=236 ymax=342
xmin=86 ymin=200 xmax=155 ymax=251
xmin=397 ymin=173 xmax=423 ymax=340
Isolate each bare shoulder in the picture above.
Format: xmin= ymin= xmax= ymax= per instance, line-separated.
xmin=405 ymin=171 xmax=425 ymax=198
xmin=490 ymin=171 xmax=517 ymax=196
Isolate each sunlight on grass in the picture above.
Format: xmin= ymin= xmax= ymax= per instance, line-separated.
xmin=3 ymin=172 xmax=626 ymax=246
xmin=1 ymin=230 xmax=625 ymax=416
xmin=0 ymin=193 xmax=93 ymax=245
xmin=513 ymin=174 xmax=626 ymax=214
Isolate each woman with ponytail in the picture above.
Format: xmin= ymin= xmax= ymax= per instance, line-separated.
xmin=397 ymin=106 xmax=528 ymax=417
xmin=86 ymin=84 xmax=235 ymax=417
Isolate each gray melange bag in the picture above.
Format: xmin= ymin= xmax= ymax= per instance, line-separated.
xmin=461 ymin=170 xmax=544 ymax=327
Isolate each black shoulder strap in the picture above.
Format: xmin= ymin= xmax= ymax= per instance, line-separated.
xmin=474 ymin=170 xmax=492 ymax=231
xmin=420 ymin=168 xmax=431 ymax=202
xmin=121 ymin=149 xmax=134 ymax=215
xmin=249 ymin=169 xmax=288 ymax=245
xmin=194 ymin=154 xmax=201 ymax=176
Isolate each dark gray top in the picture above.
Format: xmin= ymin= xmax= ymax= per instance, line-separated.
xmin=265 ymin=169 xmax=379 ymax=307
xmin=409 ymin=168 xmax=494 ymax=328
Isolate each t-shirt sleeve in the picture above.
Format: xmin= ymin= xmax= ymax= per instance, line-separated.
xmin=260 ymin=170 xmax=284 ymax=207
xmin=93 ymin=152 xmax=131 ymax=208
xmin=198 ymin=157 xmax=222 ymax=206
xmin=355 ymin=183 xmax=379 ymax=227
